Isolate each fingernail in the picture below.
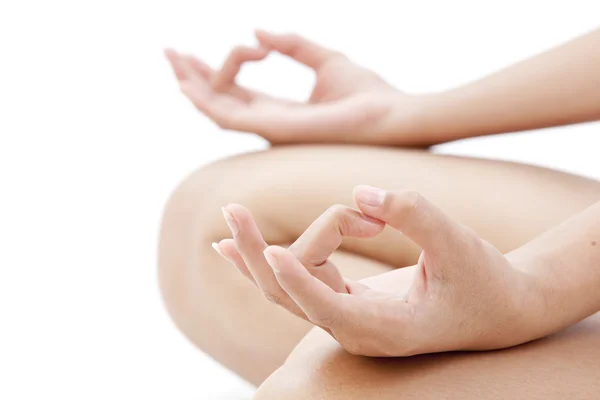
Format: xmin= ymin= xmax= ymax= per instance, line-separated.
xmin=355 ymin=185 xmax=386 ymax=207
xmin=211 ymin=242 xmax=228 ymax=259
xmin=263 ymin=249 xmax=280 ymax=273
xmin=222 ymin=206 xmax=239 ymax=235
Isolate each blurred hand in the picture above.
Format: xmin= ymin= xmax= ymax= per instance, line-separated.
xmin=165 ymin=30 xmax=420 ymax=145
xmin=214 ymin=186 xmax=542 ymax=357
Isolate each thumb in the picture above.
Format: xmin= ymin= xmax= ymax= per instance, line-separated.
xmin=288 ymin=205 xmax=385 ymax=269
xmin=255 ymin=30 xmax=339 ymax=69
xmin=353 ymin=185 xmax=472 ymax=255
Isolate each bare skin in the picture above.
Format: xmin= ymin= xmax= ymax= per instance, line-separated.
xmin=165 ymin=28 xmax=600 ymax=146
xmin=256 ymin=311 xmax=600 ymax=399
xmin=158 ymin=145 xmax=600 ymax=387
xmin=160 ymin=28 xmax=600 ymax=397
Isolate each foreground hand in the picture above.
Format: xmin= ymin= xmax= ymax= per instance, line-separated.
xmin=165 ymin=31 xmax=421 ymax=145
xmin=214 ymin=186 xmax=543 ymax=357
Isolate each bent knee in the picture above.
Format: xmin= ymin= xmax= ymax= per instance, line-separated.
xmin=159 ymin=149 xmax=290 ymax=251
xmin=157 ymin=150 xmax=289 ymax=335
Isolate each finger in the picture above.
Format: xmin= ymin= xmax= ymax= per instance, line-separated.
xmin=184 ymin=55 xmax=215 ymax=80
xmin=212 ymin=45 xmax=270 ymax=91
xmin=288 ymin=205 xmax=384 ymax=268
xmin=353 ymin=186 xmax=469 ymax=255
xmin=212 ymin=239 xmax=256 ymax=285
xmin=178 ymin=60 xmax=248 ymax=125
xmin=215 ymin=238 xmax=307 ymax=319
xmin=184 ymin=53 xmax=290 ymax=104
xmin=221 ymin=204 xmax=300 ymax=309
xmin=185 ymin=54 xmax=257 ymax=101
xmin=171 ymin=51 xmax=250 ymax=99
xmin=164 ymin=48 xmax=191 ymax=80
xmin=167 ymin=51 xmax=259 ymax=127
xmin=168 ymin=51 xmax=213 ymax=103
xmin=255 ymin=30 xmax=340 ymax=69
xmin=264 ymin=246 xmax=344 ymax=328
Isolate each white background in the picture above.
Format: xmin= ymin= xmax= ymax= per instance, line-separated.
xmin=0 ymin=1 xmax=599 ymax=399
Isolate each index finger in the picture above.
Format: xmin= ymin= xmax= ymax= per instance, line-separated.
xmin=263 ymin=246 xmax=346 ymax=328
xmin=288 ymin=205 xmax=384 ymax=269
xmin=255 ymin=30 xmax=341 ymax=69
xmin=211 ymin=45 xmax=269 ymax=91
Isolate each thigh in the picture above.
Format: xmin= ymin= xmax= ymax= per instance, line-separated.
xmin=200 ymin=145 xmax=600 ymax=267
xmin=255 ymin=265 xmax=600 ymax=399
xmin=160 ymin=144 xmax=600 ymax=384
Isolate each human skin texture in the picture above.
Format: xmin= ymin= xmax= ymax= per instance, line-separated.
xmin=158 ymin=146 xmax=600 ymax=387
xmin=215 ymin=188 xmax=600 ymax=357
xmin=160 ymin=27 xmax=600 ymax=397
xmin=165 ymin=28 xmax=600 ymax=146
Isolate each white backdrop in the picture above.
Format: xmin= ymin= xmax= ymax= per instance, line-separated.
xmin=0 ymin=1 xmax=599 ymax=399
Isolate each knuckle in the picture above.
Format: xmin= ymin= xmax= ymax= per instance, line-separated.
xmin=263 ymin=290 xmax=283 ymax=305
xmin=282 ymin=34 xmax=302 ymax=55
xmin=229 ymin=46 xmax=249 ymax=62
xmin=307 ymin=311 xmax=338 ymax=327
xmin=401 ymin=190 xmax=423 ymax=209
xmin=326 ymin=204 xmax=350 ymax=218
xmin=464 ymin=226 xmax=481 ymax=241
xmin=325 ymin=204 xmax=354 ymax=235
xmin=392 ymin=190 xmax=423 ymax=216
xmin=231 ymin=45 xmax=246 ymax=55
xmin=456 ymin=224 xmax=485 ymax=250
xmin=468 ymin=234 xmax=488 ymax=252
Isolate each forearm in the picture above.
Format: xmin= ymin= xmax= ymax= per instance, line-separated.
xmin=507 ymin=201 xmax=600 ymax=336
xmin=399 ymin=28 xmax=600 ymax=145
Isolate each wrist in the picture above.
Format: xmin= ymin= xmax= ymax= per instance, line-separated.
xmin=508 ymin=250 xmax=581 ymax=340
xmin=382 ymin=91 xmax=456 ymax=147
xmin=512 ymin=264 xmax=554 ymax=341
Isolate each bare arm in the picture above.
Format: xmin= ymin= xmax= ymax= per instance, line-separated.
xmin=216 ymin=190 xmax=600 ymax=356
xmin=167 ymin=28 xmax=600 ymax=146
xmin=404 ymin=28 xmax=600 ymax=144
xmin=508 ymin=200 xmax=600 ymax=336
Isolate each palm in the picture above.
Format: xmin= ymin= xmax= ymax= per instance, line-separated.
xmin=165 ymin=31 xmax=401 ymax=144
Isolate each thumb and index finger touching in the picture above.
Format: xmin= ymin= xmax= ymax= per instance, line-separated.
xmin=254 ymin=30 xmax=340 ymax=70
xmin=209 ymin=30 xmax=339 ymax=90
xmin=353 ymin=185 xmax=473 ymax=261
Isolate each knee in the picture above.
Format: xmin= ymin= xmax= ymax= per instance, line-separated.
xmin=157 ymin=152 xmax=272 ymax=330
xmin=159 ymin=149 xmax=286 ymax=251
xmin=158 ymin=148 xmax=301 ymax=336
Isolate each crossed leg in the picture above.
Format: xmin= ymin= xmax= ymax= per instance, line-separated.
xmin=158 ymin=144 xmax=600 ymax=395
xmin=256 ymin=273 xmax=600 ymax=399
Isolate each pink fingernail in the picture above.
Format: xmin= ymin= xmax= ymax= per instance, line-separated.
xmin=222 ymin=206 xmax=239 ymax=235
xmin=211 ymin=242 xmax=227 ymax=259
xmin=263 ymin=249 xmax=280 ymax=273
xmin=355 ymin=185 xmax=386 ymax=207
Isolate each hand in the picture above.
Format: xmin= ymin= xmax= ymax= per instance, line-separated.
xmin=214 ymin=186 xmax=544 ymax=357
xmin=165 ymin=30 xmax=422 ymax=146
